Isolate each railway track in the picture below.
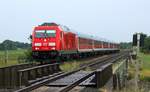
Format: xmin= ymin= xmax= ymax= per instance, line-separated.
xmin=15 ymin=51 xmax=130 ymax=92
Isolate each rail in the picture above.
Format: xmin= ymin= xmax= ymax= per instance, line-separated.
xmin=15 ymin=51 xmax=130 ymax=92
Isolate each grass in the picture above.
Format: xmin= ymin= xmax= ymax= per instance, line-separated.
xmin=139 ymin=53 xmax=150 ymax=81
xmin=60 ymin=60 xmax=81 ymax=72
xmin=115 ymin=53 xmax=150 ymax=92
xmin=0 ymin=49 xmax=27 ymax=68
xmin=139 ymin=53 xmax=150 ymax=70
xmin=60 ymin=56 xmax=102 ymax=72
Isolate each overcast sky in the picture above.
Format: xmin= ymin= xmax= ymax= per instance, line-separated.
xmin=0 ymin=0 xmax=150 ymax=43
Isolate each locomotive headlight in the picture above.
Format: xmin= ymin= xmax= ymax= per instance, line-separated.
xmin=35 ymin=47 xmax=39 ymax=50
xmin=51 ymin=47 xmax=55 ymax=50
xmin=49 ymin=42 xmax=55 ymax=46
xmin=34 ymin=43 xmax=41 ymax=46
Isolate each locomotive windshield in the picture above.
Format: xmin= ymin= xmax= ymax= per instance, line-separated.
xmin=35 ymin=30 xmax=56 ymax=38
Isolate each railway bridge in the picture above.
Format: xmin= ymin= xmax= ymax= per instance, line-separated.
xmin=0 ymin=51 xmax=131 ymax=92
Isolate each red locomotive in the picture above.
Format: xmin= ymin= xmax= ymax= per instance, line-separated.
xmin=31 ymin=23 xmax=119 ymax=61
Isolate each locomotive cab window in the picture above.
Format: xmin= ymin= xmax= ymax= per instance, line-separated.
xmin=35 ymin=30 xmax=45 ymax=38
xmin=47 ymin=30 xmax=56 ymax=37
xmin=35 ymin=30 xmax=56 ymax=38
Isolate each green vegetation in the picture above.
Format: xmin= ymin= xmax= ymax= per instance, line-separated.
xmin=0 ymin=40 xmax=30 ymax=50
xmin=0 ymin=49 xmax=27 ymax=67
xmin=0 ymin=40 xmax=32 ymax=68
xmin=140 ymin=53 xmax=150 ymax=70
xmin=120 ymin=42 xmax=132 ymax=49
xmin=141 ymin=36 xmax=150 ymax=53
xmin=123 ymin=53 xmax=150 ymax=92
xmin=60 ymin=61 xmax=81 ymax=72
xmin=139 ymin=53 xmax=150 ymax=81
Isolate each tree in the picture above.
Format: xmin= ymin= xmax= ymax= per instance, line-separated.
xmin=0 ymin=40 xmax=31 ymax=50
xmin=142 ymin=36 xmax=150 ymax=53
xmin=120 ymin=42 xmax=132 ymax=49
xmin=2 ymin=40 xmax=17 ymax=50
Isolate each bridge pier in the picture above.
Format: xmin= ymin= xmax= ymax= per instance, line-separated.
xmin=112 ymin=58 xmax=129 ymax=90
xmin=95 ymin=63 xmax=112 ymax=88
xmin=94 ymin=57 xmax=130 ymax=91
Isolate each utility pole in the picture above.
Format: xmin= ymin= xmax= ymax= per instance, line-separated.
xmin=132 ymin=32 xmax=147 ymax=91
xmin=135 ymin=33 xmax=140 ymax=92
xmin=4 ymin=44 xmax=8 ymax=64
xmin=137 ymin=34 xmax=140 ymax=54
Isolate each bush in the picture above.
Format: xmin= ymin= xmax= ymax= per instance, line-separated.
xmin=18 ymin=49 xmax=33 ymax=63
xmin=141 ymin=36 xmax=150 ymax=53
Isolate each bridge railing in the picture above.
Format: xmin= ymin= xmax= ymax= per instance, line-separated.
xmin=18 ymin=63 xmax=61 ymax=87
xmin=0 ymin=63 xmax=36 ymax=89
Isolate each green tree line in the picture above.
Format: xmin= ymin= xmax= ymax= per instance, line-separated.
xmin=120 ymin=42 xmax=132 ymax=49
xmin=142 ymin=36 xmax=150 ymax=53
xmin=0 ymin=40 xmax=31 ymax=50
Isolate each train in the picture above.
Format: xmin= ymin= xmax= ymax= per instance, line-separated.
xmin=31 ymin=23 xmax=120 ymax=61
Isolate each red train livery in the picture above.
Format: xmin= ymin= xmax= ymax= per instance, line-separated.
xmin=31 ymin=23 xmax=119 ymax=60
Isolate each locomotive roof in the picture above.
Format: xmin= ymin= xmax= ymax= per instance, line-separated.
xmin=39 ymin=22 xmax=116 ymax=43
xmin=40 ymin=22 xmax=58 ymax=26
